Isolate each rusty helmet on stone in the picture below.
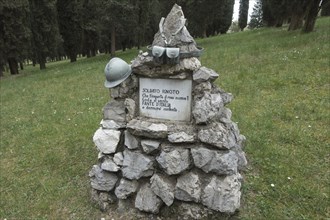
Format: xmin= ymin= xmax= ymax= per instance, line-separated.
xmin=104 ymin=57 xmax=132 ymax=88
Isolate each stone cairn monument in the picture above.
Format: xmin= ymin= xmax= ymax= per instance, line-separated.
xmin=89 ymin=4 xmax=247 ymax=219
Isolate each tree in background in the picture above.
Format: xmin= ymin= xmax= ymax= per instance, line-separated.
xmin=248 ymin=0 xmax=263 ymax=29
xmin=57 ymin=0 xmax=82 ymax=62
xmin=321 ymin=0 xmax=330 ymax=16
xmin=80 ymin=0 xmax=100 ymax=58
xmin=238 ymin=0 xmax=249 ymax=31
xmin=29 ymin=0 xmax=61 ymax=69
xmin=302 ymin=0 xmax=322 ymax=33
xmin=1 ymin=0 xmax=31 ymax=75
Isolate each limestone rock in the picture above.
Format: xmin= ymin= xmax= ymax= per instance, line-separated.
xmin=151 ymin=4 xmax=198 ymax=52
xmin=103 ymin=100 xmax=126 ymax=122
xmin=115 ymin=178 xmax=139 ymax=199
xmin=89 ymin=165 xmax=118 ymax=191
xmin=193 ymin=67 xmax=219 ymax=83
xmin=110 ymin=75 xmax=138 ymax=99
xmin=100 ymin=119 xmax=125 ymax=129
xmin=93 ymin=128 xmax=121 ymax=154
xmin=156 ymin=148 xmax=191 ymax=175
xmin=135 ymin=183 xmax=163 ymax=214
xmin=131 ymin=57 xmax=201 ymax=77
xmin=124 ymin=98 xmax=136 ymax=122
xmin=175 ymin=172 xmax=201 ymax=203
xmin=198 ymin=123 xmax=230 ymax=150
xmin=193 ymin=92 xmax=224 ymax=124
xmin=127 ymin=119 xmax=168 ymax=138
xmin=124 ymin=130 xmax=139 ymax=149
xmin=122 ymin=150 xmax=154 ymax=180
xmin=141 ymin=139 xmax=161 ymax=154
xmin=168 ymin=132 xmax=195 ymax=143
xmin=101 ymin=157 xmax=120 ymax=172
xmin=201 ymin=174 xmax=242 ymax=213
xmin=193 ymin=81 xmax=212 ymax=95
xmin=150 ymin=173 xmax=176 ymax=206
xmin=113 ymin=152 xmax=124 ymax=166
xmin=191 ymin=147 xmax=238 ymax=175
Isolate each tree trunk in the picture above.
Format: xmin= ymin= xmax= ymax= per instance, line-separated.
xmin=19 ymin=62 xmax=24 ymax=70
xmin=288 ymin=13 xmax=304 ymax=31
xmin=70 ymin=54 xmax=77 ymax=62
xmin=302 ymin=0 xmax=322 ymax=33
xmin=0 ymin=65 xmax=4 ymax=77
xmin=111 ymin=26 xmax=116 ymax=58
xmin=8 ymin=58 xmax=19 ymax=75
xmin=39 ymin=56 xmax=46 ymax=70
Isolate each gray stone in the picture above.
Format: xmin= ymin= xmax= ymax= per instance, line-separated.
xmin=175 ymin=172 xmax=201 ymax=203
xmin=122 ymin=150 xmax=154 ymax=180
xmin=127 ymin=119 xmax=168 ymax=139
xmin=192 ymin=92 xmax=224 ymax=124
xmin=101 ymin=157 xmax=120 ymax=172
xmin=141 ymin=139 xmax=161 ymax=154
xmin=193 ymin=81 xmax=212 ymax=95
xmin=220 ymin=91 xmax=233 ymax=105
xmin=220 ymin=107 xmax=232 ymax=121
xmin=151 ymin=4 xmax=197 ymax=52
xmin=103 ymin=100 xmax=126 ymax=122
xmin=124 ymin=98 xmax=136 ymax=122
xmin=135 ymin=183 xmax=163 ymax=214
xmin=97 ymin=152 xmax=106 ymax=161
xmin=168 ymin=132 xmax=195 ymax=143
xmin=193 ymin=66 xmax=219 ymax=83
xmin=115 ymin=178 xmax=138 ymax=199
xmin=110 ymin=75 xmax=138 ymax=99
xmin=201 ymin=174 xmax=242 ymax=213
xmin=100 ymin=119 xmax=125 ymax=129
xmin=89 ymin=165 xmax=118 ymax=191
xmin=156 ymin=148 xmax=191 ymax=175
xmin=169 ymin=72 xmax=189 ymax=79
xmin=113 ymin=152 xmax=124 ymax=166
xmin=191 ymin=147 xmax=238 ymax=175
xmin=235 ymin=149 xmax=248 ymax=171
xmin=93 ymin=128 xmax=121 ymax=154
xmin=198 ymin=123 xmax=230 ymax=149
xmin=132 ymin=56 xmax=201 ymax=77
xmin=124 ymin=130 xmax=139 ymax=149
xmin=150 ymin=173 xmax=175 ymax=206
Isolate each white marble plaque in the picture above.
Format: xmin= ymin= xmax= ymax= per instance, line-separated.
xmin=139 ymin=78 xmax=192 ymax=121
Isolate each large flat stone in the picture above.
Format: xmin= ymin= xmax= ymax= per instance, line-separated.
xmin=168 ymin=132 xmax=195 ymax=143
xmin=127 ymin=119 xmax=168 ymax=139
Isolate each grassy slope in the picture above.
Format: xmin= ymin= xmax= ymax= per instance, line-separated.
xmin=0 ymin=17 xmax=329 ymax=219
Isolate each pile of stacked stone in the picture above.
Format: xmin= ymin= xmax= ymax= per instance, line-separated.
xmin=89 ymin=4 xmax=247 ymax=218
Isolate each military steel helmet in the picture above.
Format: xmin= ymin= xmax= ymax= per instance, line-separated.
xmin=104 ymin=57 xmax=132 ymax=88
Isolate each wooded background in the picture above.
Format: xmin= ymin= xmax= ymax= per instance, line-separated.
xmin=1 ymin=0 xmax=329 ymax=75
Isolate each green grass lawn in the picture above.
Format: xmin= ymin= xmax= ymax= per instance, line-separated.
xmin=1 ymin=17 xmax=329 ymax=219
